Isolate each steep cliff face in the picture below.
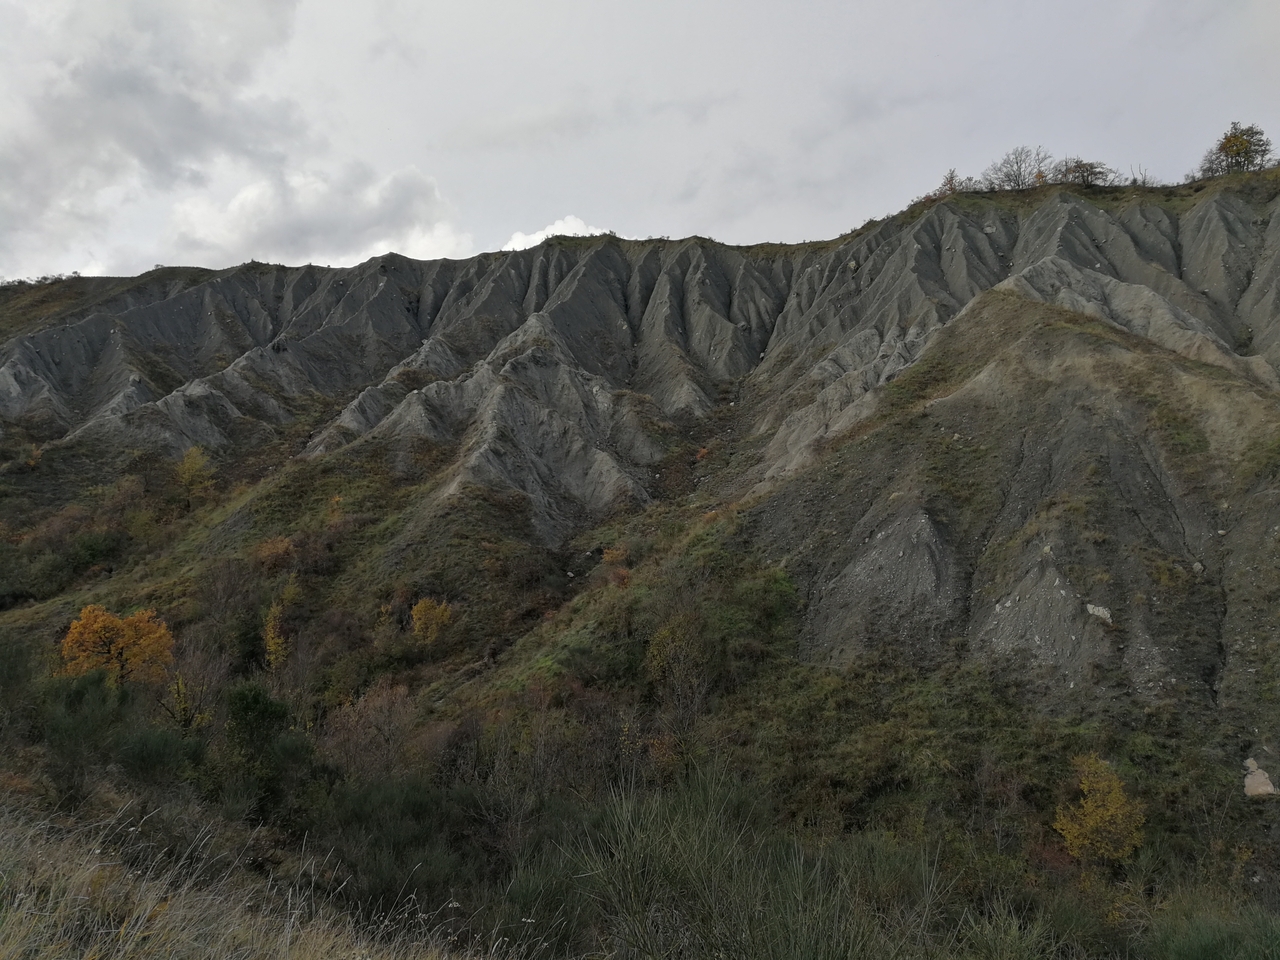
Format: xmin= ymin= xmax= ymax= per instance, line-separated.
xmin=3 ymin=177 xmax=1280 ymax=730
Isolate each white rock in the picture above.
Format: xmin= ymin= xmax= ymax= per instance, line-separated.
xmin=1087 ymin=603 xmax=1112 ymax=624
xmin=1244 ymin=758 xmax=1277 ymax=797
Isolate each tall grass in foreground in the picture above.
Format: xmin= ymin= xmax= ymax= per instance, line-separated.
xmin=0 ymin=801 xmax=505 ymax=960
xmin=4 ymin=776 xmax=1280 ymax=960
xmin=564 ymin=770 xmax=1068 ymax=959
xmin=553 ymin=768 xmax=1280 ymax=960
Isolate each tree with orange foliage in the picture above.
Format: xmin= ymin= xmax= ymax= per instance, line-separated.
xmin=61 ymin=605 xmax=174 ymax=685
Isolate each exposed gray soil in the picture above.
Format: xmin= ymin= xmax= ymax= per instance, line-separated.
xmin=5 ymin=181 xmax=1280 ymax=743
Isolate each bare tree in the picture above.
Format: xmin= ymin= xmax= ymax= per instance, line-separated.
xmin=982 ymin=146 xmax=1054 ymax=191
xmin=319 ymin=677 xmax=419 ymax=779
xmin=1199 ymin=122 xmax=1273 ymax=178
xmin=158 ymin=633 xmax=230 ymax=732
xmin=1052 ymin=157 xmax=1119 ymax=188
xmin=937 ymin=168 xmax=983 ymax=195
xmin=195 ymin=558 xmax=259 ymax=634
xmin=1128 ymin=165 xmax=1160 ymax=188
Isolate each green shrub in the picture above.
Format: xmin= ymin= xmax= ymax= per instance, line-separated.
xmin=224 ymin=681 xmax=287 ymax=764
xmin=0 ymin=634 xmax=34 ymax=737
xmin=320 ymin=777 xmax=481 ymax=911
xmin=566 ymin=768 xmax=942 ymax=959
xmin=1145 ymin=893 xmax=1280 ymax=960
xmin=40 ymin=670 xmax=135 ymax=795
xmin=118 ymin=725 xmax=198 ymax=782
xmin=217 ymin=681 xmax=312 ymax=818
xmin=66 ymin=528 xmax=124 ymax=570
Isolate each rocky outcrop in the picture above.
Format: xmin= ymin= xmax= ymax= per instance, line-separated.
xmin=744 ymin=264 xmax=1280 ymax=715
xmin=997 ymin=255 xmax=1277 ymax=386
xmin=806 ymin=506 xmax=966 ymax=663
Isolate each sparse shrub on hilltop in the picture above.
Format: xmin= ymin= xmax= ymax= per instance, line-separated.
xmin=982 ymin=144 xmax=1056 ymax=189
xmin=920 ymin=123 xmax=1276 ymax=202
xmin=1198 ymin=121 xmax=1274 ymax=178
xmin=919 ymin=147 xmax=1129 ymax=203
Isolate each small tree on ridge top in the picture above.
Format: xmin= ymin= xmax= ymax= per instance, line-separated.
xmin=1199 ymin=122 xmax=1273 ymax=178
xmin=982 ymin=146 xmax=1054 ymax=190
xmin=1054 ymin=157 xmax=1119 ymax=188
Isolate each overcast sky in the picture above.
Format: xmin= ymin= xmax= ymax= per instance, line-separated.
xmin=1 ymin=0 xmax=1277 ymax=279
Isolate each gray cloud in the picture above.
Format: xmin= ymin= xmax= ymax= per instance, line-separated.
xmin=0 ymin=1 xmax=302 ymax=269
xmin=0 ymin=0 xmax=468 ymax=276
xmin=443 ymin=103 xmax=606 ymax=152
xmin=2 ymin=0 xmax=1278 ymax=276
xmin=440 ymin=92 xmax=731 ymax=154
xmin=171 ymin=161 xmax=469 ymax=266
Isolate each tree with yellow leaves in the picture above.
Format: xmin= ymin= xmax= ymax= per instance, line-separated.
xmin=61 ymin=605 xmax=174 ymax=686
xmin=263 ymin=601 xmax=289 ymax=670
xmin=411 ymin=597 xmax=452 ymax=646
xmin=1053 ymin=753 xmax=1145 ymax=864
xmin=163 ymin=672 xmax=212 ymax=731
xmin=263 ymin=574 xmax=302 ymax=671
xmin=643 ymin=610 xmax=714 ymax=734
xmin=175 ymin=445 xmax=214 ymax=507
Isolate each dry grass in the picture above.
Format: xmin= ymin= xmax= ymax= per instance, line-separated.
xmin=0 ymin=800 xmax=490 ymax=960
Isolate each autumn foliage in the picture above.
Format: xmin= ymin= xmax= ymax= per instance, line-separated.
xmin=253 ymin=536 xmax=296 ymax=572
xmin=1053 ymin=753 xmax=1145 ymax=864
xmin=61 ymin=604 xmax=174 ymax=685
xmin=602 ymin=546 xmax=631 ymax=587
xmin=411 ymin=597 xmax=452 ymax=646
xmin=175 ymin=445 xmax=215 ymax=504
xmin=263 ymin=601 xmax=289 ymax=670
xmin=1199 ymin=122 xmax=1273 ymax=177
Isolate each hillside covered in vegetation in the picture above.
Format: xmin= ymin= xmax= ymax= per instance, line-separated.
xmin=3 ymin=166 xmax=1280 ymax=958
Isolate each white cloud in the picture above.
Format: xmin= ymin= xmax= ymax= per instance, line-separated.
xmin=0 ymin=0 xmax=468 ymax=276
xmin=0 ymin=0 xmax=301 ymax=271
xmin=502 ymin=215 xmax=609 ymax=252
xmin=391 ymin=222 xmax=475 ymax=263
xmin=171 ymin=162 xmax=472 ymax=266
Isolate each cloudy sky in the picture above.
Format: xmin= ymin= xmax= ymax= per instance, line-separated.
xmin=1 ymin=0 xmax=1277 ymax=279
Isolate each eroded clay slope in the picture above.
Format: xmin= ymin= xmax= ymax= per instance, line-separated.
xmin=746 ymin=290 xmax=1279 ymax=722
xmin=2 ymin=183 xmax=1279 ymax=547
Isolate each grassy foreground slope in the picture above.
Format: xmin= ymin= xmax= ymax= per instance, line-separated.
xmin=0 ymin=798 xmax=485 ymax=960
